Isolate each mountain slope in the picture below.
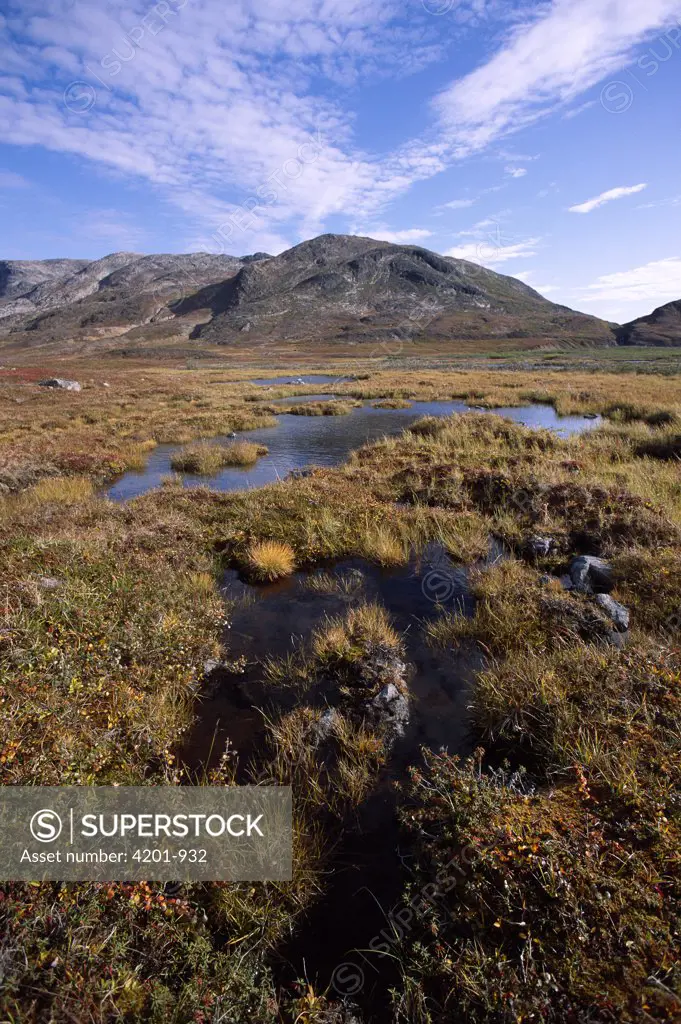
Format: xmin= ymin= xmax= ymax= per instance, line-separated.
xmin=617 ymin=300 xmax=681 ymax=346
xmin=0 ymin=259 xmax=90 ymax=313
xmin=0 ymin=236 xmax=615 ymax=354
xmin=0 ymin=252 xmax=270 ymax=345
xmin=188 ymin=235 xmax=614 ymax=347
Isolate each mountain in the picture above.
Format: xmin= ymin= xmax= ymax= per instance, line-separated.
xmin=186 ymin=235 xmax=614 ymax=347
xmin=0 ymin=236 xmax=615 ymax=354
xmin=616 ymin=300 xmax=681 ymax=346
xmin=0 ymin=252 xmax=271 ymax=347
xmin=0 ymin=259 xmax=90 ymax=310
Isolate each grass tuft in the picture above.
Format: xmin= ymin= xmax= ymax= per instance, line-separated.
xmin=26 ymin=475 xmax=95 ymax=504
xmin=171 ymin=441 xmax=268 ymax=473
xmin=245 ymin=539 xmax=296 ymax=581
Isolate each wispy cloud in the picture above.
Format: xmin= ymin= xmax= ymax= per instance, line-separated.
xmin=78 ymin=209 xmax=148 ymax=250
xmin=446 ymin=237 xmax=540 ymax=266
xmin=505 ymin=166 xmax=527 ymax=178
xmin=434 ymin=0 xmax=681 ymax=154
xmin=0 ymin=0 xmax=451 ymax=250
xmin=1 ymin=0 xmax=679 ymax=255
xmin=581 ymin=257 xmax=681 ymax=304
xmin=514 ymin=269 xmax=559 ymax=293
xmin=363 ymin=227 xmax=433 ymax=244
xmin=441 ymin=198 xmax=476 ymax=209
xmin=637 ymin=195 xmax=681 ymax=209
xmin=569 ymin=183 xmax=647 ymax=214
xmin=0 ymin=171 xmax=30 ymax=189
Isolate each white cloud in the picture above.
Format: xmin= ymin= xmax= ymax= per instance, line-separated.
xmin=569 ymin=183 xmax=647 ymax=214
xmin=2 ymin=0 xmax=679 ymax=256
xmin=514 ymin=269 xmax=559 ymax=293
xmin=363 ymin=227 xmax=433 ymax=244
xmin=0 ymin=0 xmax=451 ymax=250
xmin=434 ymin=0 xmax=681 ymax=154
xmin=79 ymin=209 xmax=148 ymax=249
xmin=446 ymin=237 xmax=540 ymax=266
xmin=638 ymin=195 xmax=681 ymax=209
xmin=582 ymin=257 xmax=681 ymax=303
xmin=0 ymin=170 xmax=29 ymax=188
xmin=563 ymin=99 xmax=598 ymax=119
xmin=456 ymin=217 xmax=498 ymax=236
xmin=441 ymin=198 xmax=476 ymax=209
xmin=505 ymin=166 xmax=527 ymax=178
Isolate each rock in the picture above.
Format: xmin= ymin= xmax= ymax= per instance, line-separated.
xmin=559 ymin=575 xmax=574 ymax=591
xmin=594 ymin=593 xmax=630 ymax=632
xmin=36 ymin=576 xmax=63 ymax=591
xmin=356 ymin=643 xmax=407 ymax=689
xmin=102 ymin=382 xmax=111 ymax=388
xmin=540 ymin=595 xmax=625 ymax=648
xmin=525 ymin=535 xmax=555 ymax=559
xmin=38 ymin=378 xmax=82 ymax=392
xmin=202 ymin=658 xmax=223 ymax=676
xmin=569 ymin=555 xmax=614 ymax=594
xmin=367 ymin=683 xmax=410 ymax=739
xmin=311 ymin=708 xmax=339 ymax=743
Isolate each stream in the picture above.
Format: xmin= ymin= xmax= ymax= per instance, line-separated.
xmin=106 ymin=400 xmax=601 ymax=501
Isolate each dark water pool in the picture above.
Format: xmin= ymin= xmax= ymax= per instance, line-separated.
xmin=105 ymin=401 xmax=601 ymax=501
xmin=181 ymin=542 xmax=495 ymax=776
xmin=181 ymin=543 xmax=496 ymax=1010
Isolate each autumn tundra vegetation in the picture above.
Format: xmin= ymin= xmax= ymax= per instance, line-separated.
xmin=0 ymin=355 xmax=679 ymax=1023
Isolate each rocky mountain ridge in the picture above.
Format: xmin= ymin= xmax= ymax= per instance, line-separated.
xmin=0 ymin=234 xmax=647 ymax=354
xmin=616 ymin=300 xmax=681 ymax=346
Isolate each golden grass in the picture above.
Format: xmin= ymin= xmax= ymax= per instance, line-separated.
xmin=245 ymin=539 xmax=296 ymax=581
xmin=171 ymin=440 xmax=268 ymax=473
xmin=222 ymin=440 xmax=268 ymax=466
xmin=26 ymin=474 xmax=95 ymax=505
xmin=359 ymin=522 xmax=408 ymax=565
xmin=312 ymin=602 xmax=401 ymax=663
xmin=372 ymin=398 xmax=413 ymax=409
xmin=287 ymin=400 xmax=354 ymax=416
xmin=171 ymin=443 xmax=227 ymax=474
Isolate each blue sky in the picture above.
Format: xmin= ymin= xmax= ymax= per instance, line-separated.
xmin=2 ymin=0 xmax=681 ymax=323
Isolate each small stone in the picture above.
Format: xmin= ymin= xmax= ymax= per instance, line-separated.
xmin=38 ymin=378 xmax=82 ymax=392
xmin=559 ymin=575 xmax=574 ymax=591
xmin=594 ymin=593 xmax=630 ymax=632
xmin=525 ymin=535 xmax=555 ymax=559
xmin=36 ymin=576 xmax=63 ymax=591
xmin=569 ymin=555 xmax=614 ymax=594
xmin=368 ymin=683 xmax=410 ymax=738
xmin=311 ymin=708 xmax=339 ymax=742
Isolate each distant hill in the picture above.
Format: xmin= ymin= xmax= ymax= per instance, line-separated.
xmin=0 ymin=236 xmax=615 ymax=354
xmin=186 ymin=235 xmax=614 ymax=348
xmin=617 ymin=300 xmax=681 ymax=346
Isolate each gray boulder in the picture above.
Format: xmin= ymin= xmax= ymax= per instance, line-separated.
xmin=569 ymin=555 xmax=614 ymax=594
xmin=367 ymin=683 xmax=410 ymax=739
xmin=525 ymin=535 xmax=556 ymax=559
xmin=39 ymin=378 xmax=81 ymax=392
xmin=311 ymin=708 xmax=340 ymax=743
xmin=357 ymin=643 xmax=407 ymax=689
xmin=594 ymin=593 xmax=630 ymax=632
